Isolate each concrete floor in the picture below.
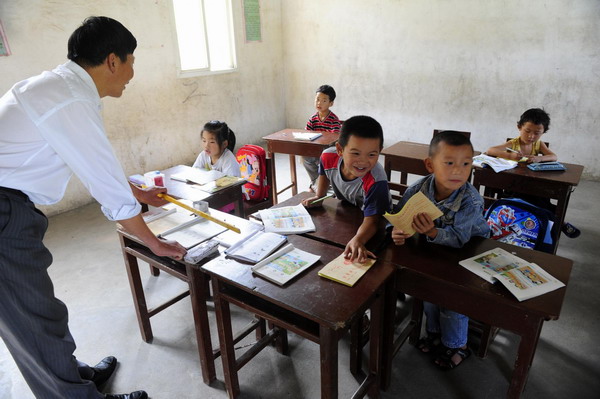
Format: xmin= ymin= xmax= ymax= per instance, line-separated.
xmin=1 ymin=154 xmax=600 ymax=399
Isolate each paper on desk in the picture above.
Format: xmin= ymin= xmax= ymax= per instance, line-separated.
xmin=171 ymin=168 xmax=225 ymax=185
xmin=383 ymin=192 xmax=443 ymax=236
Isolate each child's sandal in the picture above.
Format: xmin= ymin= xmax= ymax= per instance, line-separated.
xmin=435 ymin=345 xmax=471 ymax=370
xmin=416 ymin=332 xmax=441 ymax=354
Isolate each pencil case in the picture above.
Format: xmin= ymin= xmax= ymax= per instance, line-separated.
xmin=527 ymin=162 xmax=566 ymax=171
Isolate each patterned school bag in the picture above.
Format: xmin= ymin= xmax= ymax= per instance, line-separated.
xmin=236 ymin=144 xmax=269 ymax=201
xmin=484 ymin=198 xmax=556 ymax=253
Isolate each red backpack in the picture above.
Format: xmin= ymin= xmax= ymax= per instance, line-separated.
xmin=236 ymin=144 xmax=269 ymax=201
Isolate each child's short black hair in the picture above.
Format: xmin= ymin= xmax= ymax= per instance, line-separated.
xmin=68 ymin=16 xmax=137 ymax=67
xmin=202 ymin=121 xmax=236 ymax=152
xmin=338 ymin=115 xmax=384 ymax=149
xmin=518 ymin=108 xmax=550 ymax=132
xmin=429 ymin=131 xmax=474 ymax=156
xmin=316 ymin=85 xmax=336 ymax=102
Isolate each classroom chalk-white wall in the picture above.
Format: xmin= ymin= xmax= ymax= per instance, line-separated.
xmin=282 ymin=0 xmax=600 ymax=178
xmin=2 ymin=0 xmax=599 ymax=217
xmin=0 ymin=0 xmax=285 ymax=216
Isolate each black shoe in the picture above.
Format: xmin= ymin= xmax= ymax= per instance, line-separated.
xmin=562 ymin=223 xmax=581 ymax=238
xmin=90 ymin=356 xmax=117 ymax=389
xmin=104 ymin=391 xmax=148 ymax=399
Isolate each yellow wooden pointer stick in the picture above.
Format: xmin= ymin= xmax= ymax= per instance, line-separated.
xmin=158 ymin=193 xmax=241 ymax=234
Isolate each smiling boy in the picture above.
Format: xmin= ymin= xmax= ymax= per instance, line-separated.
xmin=302 ymin=115 xmax=390 ymax=263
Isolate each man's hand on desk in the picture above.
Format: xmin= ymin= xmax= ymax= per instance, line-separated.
xmin=148 ymin=238 xmax=188 ymax=260
xmin=131 ymin=184 xmax=169 ymax=207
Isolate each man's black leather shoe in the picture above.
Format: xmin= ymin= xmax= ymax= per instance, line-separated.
xmin=90 ymin=356 xmax=117 ymax=389
xmin=104 ymin=391 xmax=148 ymax=399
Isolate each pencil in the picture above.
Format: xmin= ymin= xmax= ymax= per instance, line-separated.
xmin=310 ymin=194 xmax=333 ymax=205
xmin=158 ymin=193 xmax=241 ymax=233
xmin=505 ymin=147 xmax=519 ymax=153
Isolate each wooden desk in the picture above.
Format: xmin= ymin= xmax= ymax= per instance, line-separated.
xmin=263 ymin=129 xmax=339 ymax=203
xmin=202 ymin=234 xmax=395 ymax=399
xmin=266 ymin=191 xmax=387 ymax=250
xmin=161 ymin=165 xmax=246 ymax=217
xmin=117 ymin=210 xmax=259 ymax=385
xmin=379 ymin=236 xmax=573 ymax=398
xmin=472 ymin=162 xmax=584 ymax=253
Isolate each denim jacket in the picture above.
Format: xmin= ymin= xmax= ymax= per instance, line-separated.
xmin=393 ymin=174 xmax=490 ymax=248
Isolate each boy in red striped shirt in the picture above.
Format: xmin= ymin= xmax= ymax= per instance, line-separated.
xmin=303 ymin=84 xmax=342 ymax=190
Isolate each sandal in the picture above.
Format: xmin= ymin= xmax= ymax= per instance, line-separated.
xmin=562 ymin=223 xmax=581 ymax=238
xmin=435 ymin=345 xmax=471 ymax=370
xmin=416 ymin=332 xmax=441 ymax=354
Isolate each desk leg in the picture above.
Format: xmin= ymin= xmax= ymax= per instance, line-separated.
xmin=320 ymin=326 xmax=338 ymax=399
xmin=269 ymin=152 xmax=278 ymax=205
xmin=368 ymin=290 xmax=383 ymax=399
xmin=186 ymin=264 xmax=216 ymax=385
xmin=508 ymin=319 xmax=544 ymax=399
xmin=380 ymin=279 xmax=398 ymax=390
xmin=349 ymin=316 xmax=363 ymax=376
xmin=289 ymin=154 xmax=298 ymax=196
xmin=122 ymin=249 xmax=153 ymax=342
xmin=212 ymin=279 xmax=240 ymax=399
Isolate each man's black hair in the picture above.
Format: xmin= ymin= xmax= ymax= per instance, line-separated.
xmin=338 ymin=115 xmax=384 ymax=149
xmin=68 ymin=16 xmax=137 ymax=67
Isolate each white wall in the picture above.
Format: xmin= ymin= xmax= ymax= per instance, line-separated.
xmin=282 ymin=0 xmax=600 ymax=178
xmin=2 ymin=0 xmax=599 ymax=216
xmin=0 ymin=0 xmax=284 ymax=216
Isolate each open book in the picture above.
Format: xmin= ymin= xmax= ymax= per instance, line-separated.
xmin=171 ymin=166 xmax=225 ymax=185
xmin=251 ymin=244 xmax=321 ymax=286
xmin=292 ymin=131 xmax=322 ymax=141
xmin=383 ymin=192 xmax=443 ymax=236
xmin=146 ymin=206 xmax=227 ymax=249
xmin=473 ymin=154 xmax=518 ymax=173
xmin=459 ymin=247 xmax=565 ymax=301
xmin=258 ymin=204 xmax=316 ymax=234
xmin=317 ymin=253 xmax=376 ymax=287
xmin=224 ymin=230 xmax=287 ymax=263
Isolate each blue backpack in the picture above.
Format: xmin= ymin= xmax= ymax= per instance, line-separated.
xmin=484 ymin=198 xmax=556 ymax=253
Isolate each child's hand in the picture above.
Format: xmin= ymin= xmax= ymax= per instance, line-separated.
xmin=511 ymin=151 xmax=525 ymax=161
xmin=391 ymin=228 xmax=412 ymax=246
xmin=412 ymin=213 xmax=437 ymax=238
xmin=301 ymin=195 xmax=321 ymax=208
xmin=344 ymin=237 xmax=375 ymax=264
xmin=525 ymin=155 xmax=542 ymax=163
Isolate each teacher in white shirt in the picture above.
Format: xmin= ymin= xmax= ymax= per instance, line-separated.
xmin=0 ymin=16 xmax=185 ymax=399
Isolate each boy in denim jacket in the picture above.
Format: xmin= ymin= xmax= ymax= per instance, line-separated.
xmin=391 ymin=131 xmax=489 ymax=370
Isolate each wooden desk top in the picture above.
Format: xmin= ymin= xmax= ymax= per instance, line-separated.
xmin=380 ymin=236 xmax=572 ymax=320
xmin=381 ymin=140 xmax=482 ymax=159
xmin=263 ymin=128 xmax=339 ymax=147
xmin=473 ymin=161 xmax=584 ymax=186
xmin=202 ymin=234 xmax=395 ymax=330
xmin=265 ymin=192 xmax=388 ymax=250
xmin=381 ymin=141 xmax=429 ymax=158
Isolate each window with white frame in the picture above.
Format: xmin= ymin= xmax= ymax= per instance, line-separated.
xmin=172 ymin=0 xmax=237 ymax=75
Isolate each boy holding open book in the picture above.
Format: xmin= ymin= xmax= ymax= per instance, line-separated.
xmin=391 ymin=131 xmax=489 ymax=370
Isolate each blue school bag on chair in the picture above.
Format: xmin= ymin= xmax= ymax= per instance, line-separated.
xmin=484 ymin=198 xmax=556 ymax=253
